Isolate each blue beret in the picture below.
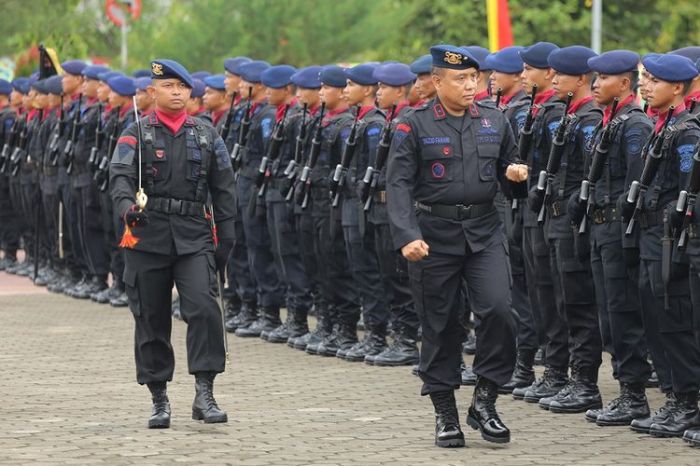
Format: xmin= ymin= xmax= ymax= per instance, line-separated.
xmin=461 ymin=46 xmax=491 ymax=70
xmin=588 ymin=50 xmax=639 ymax=75
xmin=344 ymin=63 xmax=378 ymax=86
xmin=0 ymin=79 xmax=12 ymax=95
xmin=192 ymin=71 xmax=211 ymax=80
xmin=671 ymin=47 xmax=700 ymax=65
xmin=45 ymin=75 xmax=64 ymax=95
xmin=642 ymin=53 xmax=699 ymax=82
xmin=520 ymin=42 xmax=559 ymax=69
xmin=98 ymin=71 xmax=122 ymax=83
xmin=319 ymin=65 xmax=347 ymax=88
xmin=11 ymin=77 xmax=28 ymax=93
xmin=107 ymin=75 xmax=136 ymax=96
xmin=548 ymin=46 xmax=597 ymax=75
xmin=291 ymin=66 xmax=323 ymax=89
xmin=224 ymin=57 xmax=252 ymax=75
xmin=134 ymin=77 xmax=151 ymax=91
xmin=485 ymin=46 xmax=524 ymax=74
xmin=82 ymin=65 xmax=111 ymax=80
xmin=430 ymin=44 xmax=480 ymax=70
xmin=151 ymin=59 xmax=194 ymax=88
xmin=132 ymin=69 xmax=150 ymax=78
xmin=410 ymin=54 xmax=433 ymax=75
xmin=373 ymin=63 xmax=416 ymax=87
xmin=32 ymin=79 xmax=47 ymax=94
xmin=697 ymin=59 xmax=700 ymax=72
xmin=190 ymin=79 xmax=206 ymax=98
xmin=239 ymin=61 xmax=271 ymax=83
xmin=61 ymin=60 xmax=87 ymax=76
xmin=203 ymin=74 xmax=226 ymax=91
xmin=262 ymin=65 xmax=297 ymax=88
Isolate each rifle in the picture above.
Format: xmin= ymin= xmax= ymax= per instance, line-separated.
xmin=689 ymin=99 xmax=698 ymax=113
xmin=219 ymin=91 xmax=238 ymax=141
xmin=625 ymin=106 xmax=675 ymax=236
xmin=63 ymin=94 xmax=82 ymax=174
xmin=0 ymin=117 xmax=19 ymax=173
xmin=360 ymin=104 xmax=397 ymax=212
xmin=94 ymin=106 xmax=122 ymax=192
xmin=282 ymin=103 xmax=308 ymax=202
xmin=676 ymin=146 xmax=700 ymax=251
xmin=47 ymin=94 xmax=65 ymax=166
xmin=295 ymin=103 xmax=326 ymax=210
xmin=511 ymin=85 xmax=538 ymax=214
xmin=495 ymin=88 xmax=503 ymax=108
xmin=329 ymin=105 xmax=361 ymax=208
xmin=9 ymin=116 xmax=29 ymax=177
xmin=577 ymin=97 xmax=620 ymax=234
xmin=88 ymin=103 xmax=104 ymax=169
xmin=231 ymin=88 xmax=253 ymax=172
xmin=661 ymin=211 xmax=673 ymax=310
xmin=536 ymin=92 xmax=573 ymax=225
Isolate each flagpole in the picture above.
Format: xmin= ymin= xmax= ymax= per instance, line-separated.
xmin=591 ymin=0 xmax=602 ymax=53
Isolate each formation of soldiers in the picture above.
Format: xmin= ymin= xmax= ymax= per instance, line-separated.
xmin=0 ymin=41 xmax=699 ymax=447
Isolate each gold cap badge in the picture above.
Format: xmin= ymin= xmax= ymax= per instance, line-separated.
xmin=444 ymin=52 xmax=463 ymax=66
xmin=151 ymin=62 xmax=164 ymax=76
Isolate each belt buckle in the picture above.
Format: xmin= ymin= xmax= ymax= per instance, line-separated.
xmin=379 ymin=191 xmax=386 ymax=204
xmin=456 ymin=204 xmax=471 ymax=220
xmin=593 ymin=210 xmax=604 ymax=224
xmin=551 ymin=201 xmax=561 ymax=217
xmin=170 ymin=199 xmax=182 ymax=214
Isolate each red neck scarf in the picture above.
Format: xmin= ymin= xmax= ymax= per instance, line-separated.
xmin=603 ymin=94 xmax=635 ymax=125
xmin=357 ymin=105 xmax=375 ymax=120
xmin=411 ymin=99 xmax=427 ymax=108
xmin=393 ymin=100 xmax=410 ymax=118
xmin=500 ymin=91 xmax=521 ymax=106
xmin=532 ymin=89 xmax=556 ymax=116
xmin=323 ymin=106 xmax=348 ymax=125
xmin=567 ymin=95 xmax=594 ymax=115
xmin=474 ymin=89 xmax=490 ymax=102
xmin=119 ymin=102 xmax=134 ymax=120
xmin=211 ymin=109 xmax=226 ymax=126
xmin=275 ymin=103 xmax=291 ymax=123
xmin=87 ymin=97 xmax=98 ymax=106
xmin=156 ymin=108 xmax=188 ymax=134
xmin=655 ymin=103 xmax=686 ymax=134
xmin=27 ymin=109 xmax=38 ymax=121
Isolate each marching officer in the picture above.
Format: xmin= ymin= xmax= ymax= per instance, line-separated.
xmin=110 ymin=59 xmax=236 ymax=428
xmin=387 ymin=45 xmax=528 ymax=447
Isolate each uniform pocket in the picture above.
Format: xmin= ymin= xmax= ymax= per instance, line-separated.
xmin=476 ymin=145 xmax=499 ymax=182
xmin=420 ymin=144 xmax=454 ymax=184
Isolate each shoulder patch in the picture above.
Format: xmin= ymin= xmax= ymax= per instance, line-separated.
xmin=214 ymin=137 xmax=231 ymax=170
xmin=367 ymin=126 xmax=381 ymax=137
xmin=391 ymin=123 xmax=411 ymax=149
xmin=548 ymin=121 xmax=560 ymax=134
xmin=624 ymin=127 xmax=644 ymax=156
xmin=581 ymin=125 xmax=596 ymax=153
xmin=117 ymin=135 xmax=137 ymax=146
xmin=261 ymin=117 xmax=273 ymax=140
xmin=112 ymin=141 xmax=135 ymax=165
xmin=677 ymin=144 xmax=695 ymax=173
xmin=514 ymin=110 xmax=527 ymax=131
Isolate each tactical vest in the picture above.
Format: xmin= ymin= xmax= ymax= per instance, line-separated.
xmin=313 ymin=112 xmax=353 ymax=185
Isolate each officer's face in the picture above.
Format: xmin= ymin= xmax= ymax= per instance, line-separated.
xmin=521 ymin=64 xmax=551 ymax=93
xmin=224 ymin=72 xmax=241 ymax=96
xmin=135 ymin=89 xmax=153 ymax=111
xmin=432 ymin=67 xmax=478 ymax=110
xmin=551 ymin=72 xmax=580 ymax=100
xmin=97 ymin=82 xmax=110 ymax=102
xmin=47 ymin=94 xmax=61 ymax=108
xmin=296 ymin=87 xmax=320 ymax=108
xmin=239 ymin=80 xmax=255 ymax=99
xmin=203 ymin=87 xmax=225 ymax=110
xmin=414 ymin=74 xmax=436 ymax=100
xmin=490 ymin=71 xmax=521 ymax=96
xmin=592 ymin=73 xmax=629 ymax=106
xmin=149 ymin=79 xmax=192 ymax=112
xmin=319 ymin=85 xmax=345 ymax=110
xmin=34 ymin=93 xmax=48 ymax=109
xmin=81 ymin=78 xmax=100 ymax=98
xmin=639 ymin=69 xmax=651 ymax=100
xmin=186 ymin=96 xmax=202 ymax=113
xmin=376 ymin=83 xmax=405 ymax=110
xmin=62 ymin=74 xmax=82 ymax=95
xmin=645 ymin=75 xmax=683 ymax=110
xmin=265 ymin=86 xmax=289 ymax=106
xmin=343 ymin=80 xmax=370 ymax=106
xmin=10 ymin=90 xmax=23 ymax=107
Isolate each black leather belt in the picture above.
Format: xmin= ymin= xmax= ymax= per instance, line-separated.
xmin=148 ymin=197 xmax=205 ymax=217
xmin=592 ymin=206 xmax=620 ymax=224
xmin=639 ymin=209 xmax=665 ymax=229
xmin=415 ymin=201 xmax=495 ymax=221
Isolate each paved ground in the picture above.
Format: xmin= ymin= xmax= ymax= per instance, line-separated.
xmin=0 ymin=270 xmax=698 ymax=465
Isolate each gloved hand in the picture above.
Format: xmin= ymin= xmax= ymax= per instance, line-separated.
xmin=124 ymin=204 xmax=149 ymax=228
xmin=527 ymin=185 xmax=545 ymax=214
xmin=667 ymin=204 xmax=684 ymax=231
xmin=214 ymin=239 xmax=233 ymax=278
xmin=567 ymin=191 xmax=586 ymax=226
xmin=617 ymin=193 xmax=635 ymax=224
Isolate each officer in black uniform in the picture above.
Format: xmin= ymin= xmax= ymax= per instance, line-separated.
xmin=0 ymin=79 xmax=22 ymax=270
xmin=110 ymin=59 xmax=236 ymax=428
xmin=387 ymin=45 xmax=528 ymax=447
xmin=485 ymin=46 xmax=541 ymax=393
xmin=622 ymin=53 xmax=700 ymax=438
xmin=569 ymin=50 xmax=655 ymax=426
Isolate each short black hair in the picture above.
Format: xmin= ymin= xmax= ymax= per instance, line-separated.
xmin=628 ymin=71 xmax=639 ymax=93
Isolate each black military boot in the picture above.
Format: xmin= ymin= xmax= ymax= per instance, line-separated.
xmin=461 ymin=362 xmax=477 ymax=386
xmin=683 ymin=428 xmax=700 ymax=446
xmin=630 ymin=392 xmax=677 ymax=434
xmin=498 ymin=349 xmax=536 ymax=394
xmin=286 ymin=308 xmax=309 ymax=340
xmin=233 ymin=303 xmax=263 ymax=337
xmin=467 ymin=377 xmax=510 ymax=444
xmin=266 ymin=309 xmax=299 ymax=343
xmin=73 ymin=275 xmax=107 ymax=299
xmin=223 ymin=297 xmax=241 ymax=333
xmin=333 ymin=316 xmax=359 ymax=358
xmin=110 ymin=289 xmax=129 ymax=307
xmin=649 ymin=391 xmax=700 ymax=437
xmin=548 ymin=366 xmax=602 ymax=414
xmin=462 ymin=331 xmax=476 ymax=355
xmin=147 ymin=382 xmax=171 ymax=429
xmin=344 ymin=324 xmax=387 ymax=362
xmin=230 ymin=301 xmax=256 ymax=330
xmin=372 ymin=324 xmax=420 ymax=366
xmin=93 ymin=281 xmax=120 ymax=303
xmin=0 ymin=254 xmax=17 ymax=271
xmin=305 ymin=308 xmax=334 ymax=355
xmin=192 ymin=372 xmax=227 ymax=423
xmin=243 ymin=306 xmax=282 ymax=339
xmin=522 ymin=367 xmax=568 ymax=403
xmin=595 ymin=382 xmax=650 ymax=426
xmin=429 ymin=390 xmax=465 ymax=448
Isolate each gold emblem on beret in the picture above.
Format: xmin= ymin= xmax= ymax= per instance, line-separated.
xmin=444 ymin=51 xmax=463 ymax=66
xmin=151 ymin=62 xmax=164 ymax=76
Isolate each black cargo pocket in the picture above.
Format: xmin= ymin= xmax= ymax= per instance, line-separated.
xmin=477 ymin=149 xmax=498 ymax=182
xmin=186 ymin=141 xmax=203 ymax=181
xmin=123 ymin=266 xmax=140 ymax=317
xmin=420 ymin=145 xmax=454 ymax=184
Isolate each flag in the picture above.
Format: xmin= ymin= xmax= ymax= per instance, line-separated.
xmin=38 ymin=43 xmax=62 ymax=79
xmin=487 ymin=0 xmax=514 ymax=52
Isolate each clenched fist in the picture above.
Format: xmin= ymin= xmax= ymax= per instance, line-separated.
xmin=401 ymin=239 xmax=430 ymax=262
xmin=506 ymin=163 xmax=529 ymax=182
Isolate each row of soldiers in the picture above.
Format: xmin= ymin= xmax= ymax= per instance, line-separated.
xmin=0 ymin=42 xmax=699 ymax=445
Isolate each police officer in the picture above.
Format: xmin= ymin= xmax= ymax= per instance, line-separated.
xmin=134 ymin=77 xmax=155 ymax=115
xmin=186 ymin=78 xmax=209 ymax=121
xmin=462 ymin=46 xmax=492 ymax=104
xmin=0 ymin=78 xmax=22 ymax=270
xmin=202 ymin=75 xmax=229 ymax=127
xmin=670 ymin=47 xmax=700 ymax=112
xmin=568 ymin=50 xmax=655 ymax=426
xmin=110 ymin=59 xmax=236 ymax=428
xmin=512 ymin=42 xmax=570 ymax=403
xmin=410 ymin=54 xmax=436 ymax=105
xmin=622 ymin=53 xmax=700 ymax=438
xmin=387 ymin=45 xmax=528 ymax=447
